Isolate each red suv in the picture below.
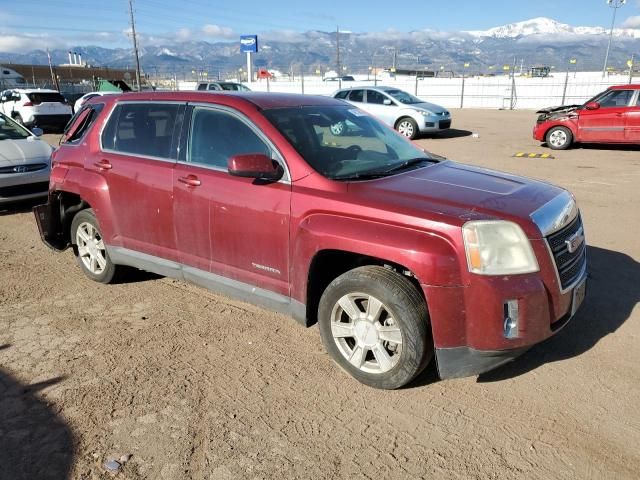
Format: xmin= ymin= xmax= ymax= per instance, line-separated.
xmin=534 ymin=84 xmax=640 ymax=150
xmin=34 ymin=92 xmax=587 ymax=389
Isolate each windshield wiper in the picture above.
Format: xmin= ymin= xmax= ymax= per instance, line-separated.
xmin=332 ymin=157 xmax=436 ymax=181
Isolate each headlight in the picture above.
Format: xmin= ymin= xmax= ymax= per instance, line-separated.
xmin=462 ymin=221 xmax=539 ymax=275
xmin=417 ymin=110 xmax=434 ymax=116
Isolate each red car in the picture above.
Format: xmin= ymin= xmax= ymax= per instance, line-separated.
xmin=534 ymin=84 xmax=640 ymax=149
xmin=34 ymin=92 xmax=587 ymax=389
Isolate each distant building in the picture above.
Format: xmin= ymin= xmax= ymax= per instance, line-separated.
xmin=0 ymin=63 xmax=136 ymax=89
xmin=0 ymin=66 xmax=26 ymax=88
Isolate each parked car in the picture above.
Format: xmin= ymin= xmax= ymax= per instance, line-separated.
xmin=332 ymin=86 xmax=451 ymax=139
xmin=34 ymin=92 xmax=586 ymax=389
xmin=534 ymin=84 xmax=640 ymax=150
xmin=73 ymin=91 xmax=120 ymax=113
xmin=196 ymin=82 xmax=251 ymax=92
xmin=0 ymin=88 xmax=72 ymax=131
xmin=324 ymin=76 xmax=356 ymax=82
xmin=0 ymin=112 xmax=53 ymax=204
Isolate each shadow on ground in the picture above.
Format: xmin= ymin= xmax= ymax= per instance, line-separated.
xmin=0 ymin=197 xmax=44 ymax=217
xmin=0 ymin=348 xmax=74 ymax=479
xmin=478 ymin=245 xmax=639 ymax=382
xmin=425 ymin=128 xmax=473 ymax=140
xmin=407 ymin=245 xmax=638 ymax=388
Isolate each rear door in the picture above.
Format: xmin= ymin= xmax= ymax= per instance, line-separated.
xmin=578 ymin=89 xmax=634 ymax=143
xmin=96 ymin=101 xmax=183 ymax=260
xmin=624 ymin=90 xmax=640 ymax=142
xmin=173 ymin=104 xmax=291 ymax=295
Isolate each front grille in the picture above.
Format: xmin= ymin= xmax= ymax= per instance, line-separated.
xmin=0 ymin=181 xmax=49 ymax=198
xmin=546 ymin=214 xmax=587 ymax=290
xmin=439 ymin=120 xmax=451 ymax=129
xmin=0 ymin=163 xmax=48 ymax=174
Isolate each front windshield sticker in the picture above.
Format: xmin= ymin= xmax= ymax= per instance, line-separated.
xmin=348 ymin=109 xmax=367 ymax=117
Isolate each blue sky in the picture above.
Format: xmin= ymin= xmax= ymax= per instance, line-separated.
xmin=1 ymin=0 xmax=640 ymax=51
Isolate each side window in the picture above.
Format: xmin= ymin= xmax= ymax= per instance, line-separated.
xmin=636 ymin=92 xmax=640 ymax=107
xmin=63 ymin=104 xmax=105 ymax=144
xmin=348 ymin=90 xmax=364 ymax=103
xmin=208 ymin=84 xmax=221 ymax=91
xmin=188 ymin=108 xmax=270 ymax=169
xmin=598 ymin=90 xmax=634 ymax=108
xmin=101 ymin=103 xmax=180 ymax=159
xmin=197 ymin=84 xmax=207 ymax=91
xmin=334 ymin=91 xmax=349 ymax=99
xmin=366 ymin=90 xmax=387 ymax=105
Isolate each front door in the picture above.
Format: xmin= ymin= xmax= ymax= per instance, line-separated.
xmin=578 ymin=89 xmax=634 ymax=143
xmin=174 ymin=105 xmax=291 ymax=296
xmin=363 ymin=89 xmax=397 ymax=126
xmin=95 ymin=101 xmax=182 ymax=261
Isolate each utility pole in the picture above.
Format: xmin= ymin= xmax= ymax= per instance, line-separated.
xmin=335 ymin=26 xmax=340 ymax=77
xmin=629 ymin=54 xmax=635 ymax=84
xmin=128 ymin=0 xmax=142 ymax=91
xmin=602 ymin=0 xmax=626 ymax=79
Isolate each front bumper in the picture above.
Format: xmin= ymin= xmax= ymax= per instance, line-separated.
xmin=419 ymin=115 xmax=452 ymax=132
xmin=0 ymin=170 xmax=50 ymax=204
xmin=533 ymin=122 xmax=547 ymax=141
xmin=29 ymin=114 xmax=72 ymax=128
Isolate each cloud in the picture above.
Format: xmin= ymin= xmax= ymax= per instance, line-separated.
xmin=622 ymin=16 xmax=640 ymax=28
xmin=202 ymin=24 xmax=235 ymax=39
xmin=0 ymin=33 xmax=66 ymax=52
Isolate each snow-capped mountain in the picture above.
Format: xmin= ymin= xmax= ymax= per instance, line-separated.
xmin=1 ymin=18 xmax=639 ymax=74
xmin=467 ymin=17 xmax=640 ymax=39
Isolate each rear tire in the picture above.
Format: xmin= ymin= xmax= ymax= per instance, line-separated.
xmin=546 ymin=126 xmax=573 ymax=150
xmin=318 ymin=266 xmax=433 ymax=389
xmin=70 ymin=209 xmax=119 ymax=284
xmin=395 ymin=117 xmax=419 ymax=139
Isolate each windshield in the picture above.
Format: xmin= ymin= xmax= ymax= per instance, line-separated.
xmin=261 ymin=105 xmax=437 ymax=180
xmin=385 ymin=89 xmax=423 ymax=105
xmin=0 ymin=113 xmax=31 ymax=140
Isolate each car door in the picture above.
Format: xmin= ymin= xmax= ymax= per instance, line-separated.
xmin=624 ymin=90 xmax=640 ymax=142
xmin=363 ymin=89 xmax=397 ymax=126
xmin=578 ymin=89 xmax=634 ymax=143
xmin=96 ymin=101 xmax=183 ymax=261
xmin=173 ymin=104 xmax=291 ymax=295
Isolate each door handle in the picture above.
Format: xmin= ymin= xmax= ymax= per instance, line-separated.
xmin=178 ymin=175 xmax=201 ymax=187
xmin=94 ymin=159 xmax=112 ymax=170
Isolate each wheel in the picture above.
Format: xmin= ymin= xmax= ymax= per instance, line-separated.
xmin=70 ymin=209 xmax=119 ymax=283
xmin=318 ymin=266 xmax=433 ymax=389
xmin=546 ymin=126 xmax=573 ymax=150
xmin=330 ymin=121 xmax=345 ymax=136
xmin=13 ymin=114 xmax=24 ymax=126
xmin=395 ymin=117 xmax=419 ymax=139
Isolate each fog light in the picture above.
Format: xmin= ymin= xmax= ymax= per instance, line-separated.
xmin=503 ymin=300 xmax=519 ymax=339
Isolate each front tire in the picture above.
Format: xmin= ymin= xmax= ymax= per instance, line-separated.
xmin=546 ymin=126 xmax=573 ymax=150
xmin=395 ymin=117 xmax=419 ymax=139
xmin=318 ymin=266 xmax=433 ymax=389
xmin=70 ymin=209 xmax=119 ymax=283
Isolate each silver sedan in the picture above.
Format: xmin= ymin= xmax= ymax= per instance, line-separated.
xmin=0 ymin=112 xmax=53 ymax=204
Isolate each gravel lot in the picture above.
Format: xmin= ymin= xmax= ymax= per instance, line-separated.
xmin=1 ymin=109 xmax=639 ymax=479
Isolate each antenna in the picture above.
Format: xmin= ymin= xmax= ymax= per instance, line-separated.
xmin=128 ymin=0 xmax=142 ymax=91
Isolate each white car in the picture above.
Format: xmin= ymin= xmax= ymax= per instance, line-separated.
xmin=74 ymin=91 xmax=120 ymax=113
xmin=0 ymin=88 xmax=72 ymax=131
xmin=332 ymin=86 xmax=451 ymax=139
xmin=0 ymin=112 xmax=53 ymax=204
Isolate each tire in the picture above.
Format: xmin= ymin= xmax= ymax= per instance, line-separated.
xmin=395 ymin=117 xmax=419 ymax=139
xmin=70 ymin=209 xmax=119 ymax=284
xmin=318 ymin=266 xmax=433 ymax=389
xmin=13 ymin=114 xmax=24 ymax=126
xmin=330 ymin=121 xmax=345 ymax=136
xmin=545 ymin=126 xmax=573 ymax=150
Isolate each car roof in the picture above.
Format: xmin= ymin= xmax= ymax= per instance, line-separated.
xmin=12 ymin=88 xmax=61 ymax=94
xmin=609 ymin=84 xmax=640 ymax=90
xmin=96 ymin=91 xmax=345 ymax=109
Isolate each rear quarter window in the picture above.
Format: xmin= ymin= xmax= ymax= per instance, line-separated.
xmin=62 ymin=104 xmax=105 ymax=144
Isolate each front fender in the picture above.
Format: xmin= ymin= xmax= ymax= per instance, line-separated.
xmin=291 ymin=213 xmax=464 ymax=304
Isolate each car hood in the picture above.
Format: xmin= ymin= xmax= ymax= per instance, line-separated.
xmin=536 ymin=104 xmax=581 ymax=121
xmin=408 ymin=101 xmax=447 ymax=114
xmin=0 ymin=138 xmax=53 ymax=166
xmin=347 ymin=160 xmax=564 ymax=238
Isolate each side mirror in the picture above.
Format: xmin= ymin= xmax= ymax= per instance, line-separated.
xmin=31 ymin=127 xmax=44 ymax=137
xmin=585 ymin=101 xmax=600 ymax=110
xmin=227 ymin=153 xmax=284 ymax=181
xmin=383 ymin=99 xmax=392 ymax=105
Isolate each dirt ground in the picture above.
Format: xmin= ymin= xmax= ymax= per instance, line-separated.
xmin=1 ymin=109 xmax=639 ymax=479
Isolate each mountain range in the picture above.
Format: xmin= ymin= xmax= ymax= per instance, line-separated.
xmin=1 ymin=17 xmax=639 ymax=76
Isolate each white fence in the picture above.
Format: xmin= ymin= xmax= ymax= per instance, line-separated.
xmin=178 ymin=72 xmax=636 ymax=110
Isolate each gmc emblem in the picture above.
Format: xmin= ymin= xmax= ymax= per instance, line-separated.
xmin=565 ymin=229 xmax=585 ymax=254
